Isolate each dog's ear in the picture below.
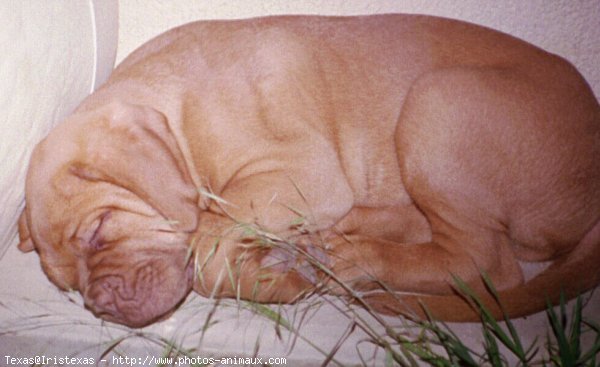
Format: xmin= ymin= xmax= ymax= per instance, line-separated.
xmin=73 ymin=102 xmax=199 ymax=232
xmin=18 ymin=208 xmax=35 ymax=252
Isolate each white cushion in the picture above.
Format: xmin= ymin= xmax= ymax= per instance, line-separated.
xmin=0 ymin=1 xmax=118 ymax=255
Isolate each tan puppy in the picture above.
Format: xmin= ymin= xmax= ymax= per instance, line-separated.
xmin=18 ymin=15 xmax=600 ymax=328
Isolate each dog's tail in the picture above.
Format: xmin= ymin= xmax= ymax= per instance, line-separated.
xmin=367 ymin=219 xmax=600 ymax=321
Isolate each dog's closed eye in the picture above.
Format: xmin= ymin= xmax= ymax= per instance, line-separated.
xmin=87 ymin=211 xmax=112 ymax=250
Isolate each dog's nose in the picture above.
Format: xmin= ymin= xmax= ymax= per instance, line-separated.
xmin=83 ymin=267 xmax=173 ymax=328
xmin=84 ymin=275 xmax=127 ymax=321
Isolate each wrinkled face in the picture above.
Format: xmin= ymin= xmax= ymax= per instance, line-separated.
xmin=28 ymin=195 xmax=194 ymax=328
xmin=19 ymin=104 xmax=199 ymax=327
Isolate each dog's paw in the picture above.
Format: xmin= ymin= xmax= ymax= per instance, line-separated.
xmin=260 ymin=247 xmax=297 ymax=273
xmin=259 ymin=238 xmax=330 ymax=285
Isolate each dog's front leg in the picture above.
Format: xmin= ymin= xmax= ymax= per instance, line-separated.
xmin=325 ymin=230 xmax=523 ymax=297
xmin=190 ymin=211 xmax=326 ymax=303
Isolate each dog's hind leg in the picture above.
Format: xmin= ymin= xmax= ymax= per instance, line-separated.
xmin=327 ymin=64 xmax=600 ymax=318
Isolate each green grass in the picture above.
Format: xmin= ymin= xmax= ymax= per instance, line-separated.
xmin=1 ymin=275 xmax=598 ymax=366
xmin=2 ymin=204 xmax=599 ymax=366
xmin=234 ymin=217 xmax=600 ymax=364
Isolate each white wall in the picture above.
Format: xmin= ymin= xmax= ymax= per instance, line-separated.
xmin=117 ymin=0 xmax=600 ymax=98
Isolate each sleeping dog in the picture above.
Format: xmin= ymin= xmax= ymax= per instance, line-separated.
xmin=18 ymin=15 xmax=600 ymax=327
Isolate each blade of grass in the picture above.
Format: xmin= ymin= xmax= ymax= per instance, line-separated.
xmin=453 ymin=275 xmax=530 ymax=363
xmin=569 ymin=295 xmax=583 ymax=362
xmin=547 ymin=293 xmax=578 ymax=366
xmin=480 ymin=272 xmax=529 ymax=361
xmin=579 ymin=319 xmax=600 ymax=365
xmin=198 ymin=186 xmax=235 ymax=207
xmin=482 ymin=325 xmax=504 ymax=367
xmin=420 ymin=307 xmax=479 ymax=367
